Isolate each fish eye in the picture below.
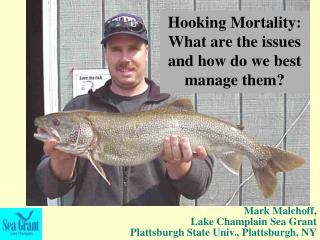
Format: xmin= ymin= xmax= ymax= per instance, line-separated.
xmin=52 ymin=118 xmax=60 ymax=126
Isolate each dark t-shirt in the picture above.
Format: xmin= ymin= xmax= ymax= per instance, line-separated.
xmin=106 ymin=86 xmax=150 ymax=113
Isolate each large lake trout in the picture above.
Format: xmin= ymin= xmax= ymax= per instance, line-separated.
xmin=34 ymin=99 xmax=305 ymax=198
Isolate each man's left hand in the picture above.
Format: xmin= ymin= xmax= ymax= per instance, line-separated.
xmin=159 ymin=135 xmax=208 ymax=180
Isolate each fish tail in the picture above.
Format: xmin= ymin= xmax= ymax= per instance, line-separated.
xmin=253 ymin=146 xmax=305 ymax=198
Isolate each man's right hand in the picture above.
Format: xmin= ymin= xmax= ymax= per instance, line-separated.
xmin=42 ymin=133 xmax=77 ymax=181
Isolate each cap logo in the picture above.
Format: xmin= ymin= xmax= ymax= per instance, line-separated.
xmin=110 ymin=16 xmax=137 ymax=23
xmin=101 ymin=13 xmax=148 ymax=44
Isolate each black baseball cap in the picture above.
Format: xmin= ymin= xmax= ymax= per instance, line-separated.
xmin=101 ymin=13 xmax=148 ymax=46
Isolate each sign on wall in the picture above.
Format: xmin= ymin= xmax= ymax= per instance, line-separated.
xmin=72 ymin=69 xmax=111 ymax=97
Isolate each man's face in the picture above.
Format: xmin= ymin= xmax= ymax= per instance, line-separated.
xmin=105 ymin=34 xmax=148 ymax=91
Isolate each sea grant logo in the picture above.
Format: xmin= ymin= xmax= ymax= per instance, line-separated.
xmin=0 ymin=208 xmax=42 ymax=239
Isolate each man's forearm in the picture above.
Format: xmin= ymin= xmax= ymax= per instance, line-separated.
xmin=36 ymin=155 xmax=77 ymax=199
xmin=50 ymin=156 xmax=77 ymax=181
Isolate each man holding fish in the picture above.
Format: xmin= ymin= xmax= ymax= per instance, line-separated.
xmin=36 ymin=13 xmax=214 ymax=205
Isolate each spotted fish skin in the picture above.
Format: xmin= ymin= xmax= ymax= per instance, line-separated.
xmin=34 ymin=105 xmax=305 ymax=197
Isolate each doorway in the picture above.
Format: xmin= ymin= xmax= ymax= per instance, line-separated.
xmin=27 ymin=0 xmax=47 ymax=205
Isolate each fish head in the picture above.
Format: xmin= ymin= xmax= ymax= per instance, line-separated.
xmin=33 ymin=111 xmax=95 ymax=155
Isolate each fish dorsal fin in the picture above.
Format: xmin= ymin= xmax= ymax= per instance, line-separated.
xmin=165 ymin=98 xmax=194 ymax=111
xmin=237 ymin=124 xmax=245 ymax=130
xmin=218 ymin=151 xmax=243 ymax=175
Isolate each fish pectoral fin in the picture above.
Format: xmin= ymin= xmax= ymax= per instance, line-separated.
xmin=86 ymin=151 xmax=111 ymax=186
xmin=219 ymin=151 xmax=243 ymax=175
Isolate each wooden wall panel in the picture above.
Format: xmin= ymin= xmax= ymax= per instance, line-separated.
xmin=285 ymin=95 xmax=310 ymax=204
xmin=56 ymin=0 xmax=310 ymax=206
xmin=150 ymin=0 xmax=195 ymax=205
xmin=241 ymin=0 xmax=283 ymax=9
xmin=284 ymin=0 xmax=310 ymax=205
xmin=195 ymin=0 xmax=240 ymax=206
xmin=286 ymin=0 xmax=310 ymax=10
xmin=196 ymin=0 xmax=240 ymax=10
xmin=149 ymin=0 xmax=194 ymax=85
xmin=240 ymin=0 xmax=284 ymax=205
xmin=59 ymin=0 xmax=103 ymax=109
xmin=58 ymin=0 xmax=103 ymax=205
xmin=241 ymin=94 xmax=284 ymax=205
xmin=197 ymin=93 xmax=241 ymax=205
